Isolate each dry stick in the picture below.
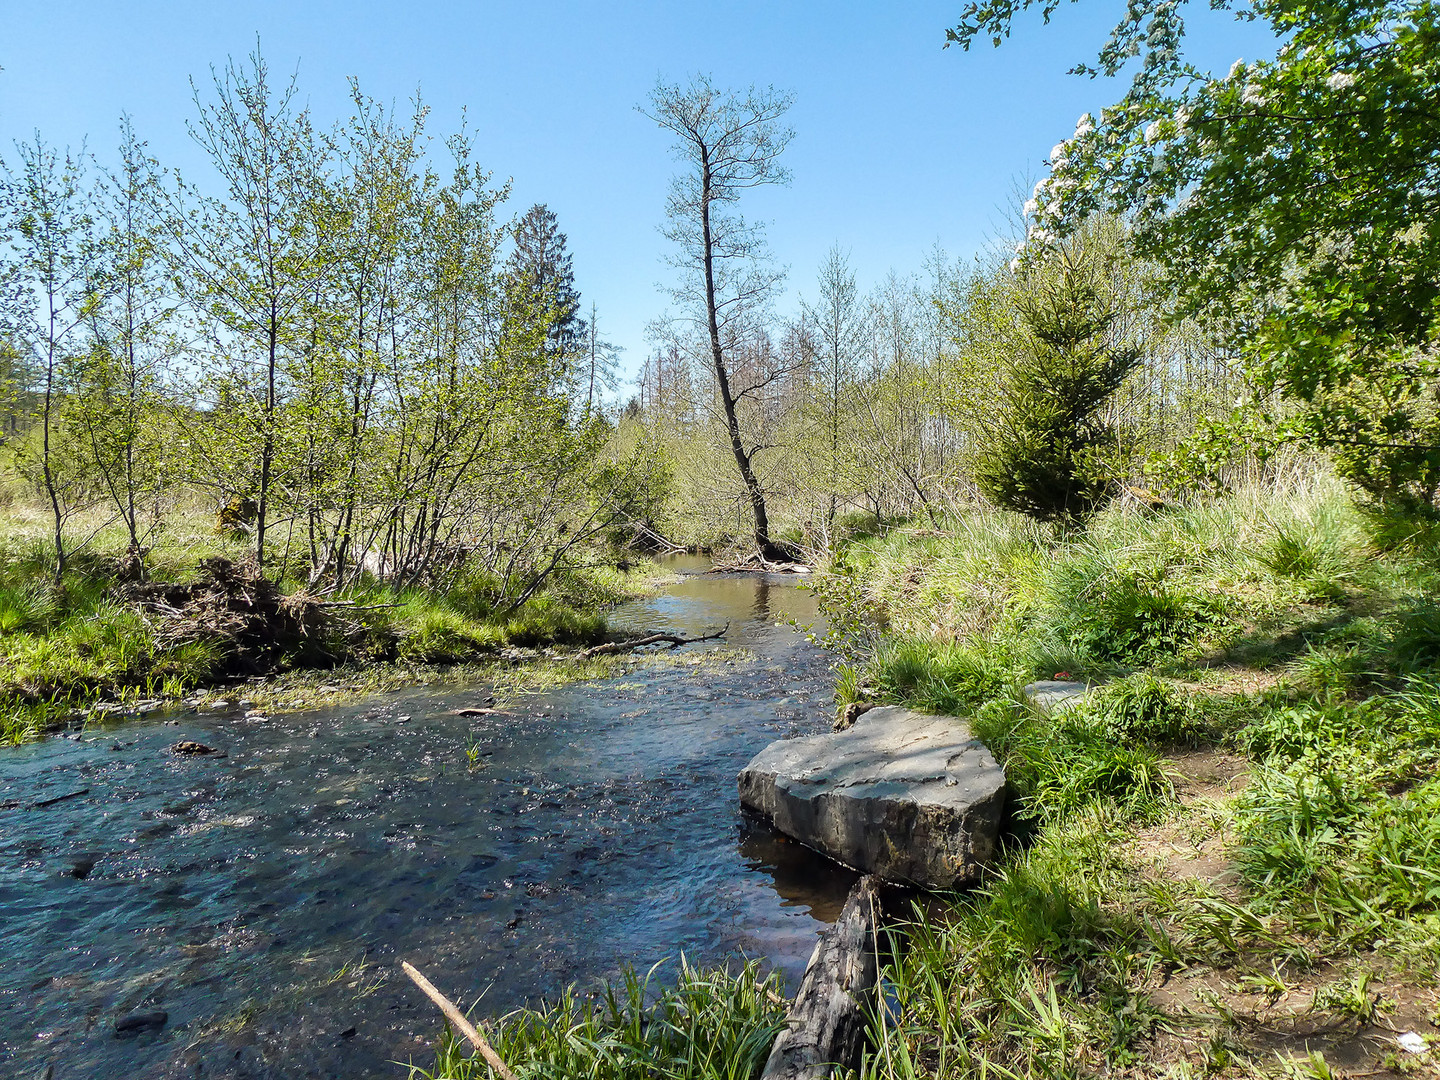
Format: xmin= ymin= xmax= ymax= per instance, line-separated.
xmin=400 ymin=961 xmax=519 ymax=1080
xmin=578 ymin=622 xmax=729 ymax=659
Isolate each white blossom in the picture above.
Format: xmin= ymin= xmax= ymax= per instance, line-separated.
xmin=1073 ymin=113 xmax=1095 ymax=137
xmin=1228 ymin=58 xmax=1246 ymax=80
xmin=1023 ymin=197 xmax=1038 ymax=218
xmin=1326 ymin=71 xmax=1357 ymax=90
xmin=1009 ymin=257 xmax=1022 ymax=274
xmin=1049 ymin=141 xmax=1069 ymax=162
xmin=1144 ymin=120 xmax=1162 ymax=144
xmin=1028 ymin=227 xmax=1054 ymax=246
xmin=1174 ymin=105 xmax=1192 ymax=131
xmin=1242 ymin=82 xmax=1266 ymax=106
xmin=1014 ymin=240 xmax=1027 ymax=254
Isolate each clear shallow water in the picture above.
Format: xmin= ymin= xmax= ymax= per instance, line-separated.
xmin=0 ymin=562 xmax=855 ymax=1079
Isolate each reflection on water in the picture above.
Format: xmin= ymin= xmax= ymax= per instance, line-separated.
xmin=0 ymin=561 xmax=851 ymax=1079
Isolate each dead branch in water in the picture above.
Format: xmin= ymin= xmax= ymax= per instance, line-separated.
xmin=401 ymin=960 xmax=518 ymax=1080
xmin=578 ymin=623 xmax=729 ymax=658
xmin=706 ymin=551 xmax=811 ymax=575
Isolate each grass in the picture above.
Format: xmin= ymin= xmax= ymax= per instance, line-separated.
xmin=814 ymin=475 xmax=1440 ymax=1078
xmin=0 ymin=508 xmax=663 ymax=743
xmin=410 ymin=960 xmax=787 ymax=1080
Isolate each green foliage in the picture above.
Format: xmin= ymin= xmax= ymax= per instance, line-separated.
xmin=843 ymin=472 xmax=1440 ymax=1078
xmin=956 ymin=0 xmax=1440 ymax=510
xmin=965 ymin=697 xmax=1177 ymax=827
xmin=414 ymin=959 xmax=786 ymax=1080
xmin=1228 ymin=685 xmax=1440 ymax=928
xmin=1082 ymin=673 xmax=1201 ymax=745
xmin=870 ymin=637 xmax=1011 ymax=714
xmin=1050 ymin=564 xmax=1228 ymax=666
xmin=862 ymin=813 xmax=1162 ymax=1080
xmin=1389 ymin=602 xmax=1440 ymax=672
xmin=972 ymin=228 xmax=1142 ymax=523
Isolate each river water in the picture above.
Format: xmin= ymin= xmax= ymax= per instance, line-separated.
xmin=0 ymin=560 xmax=855 ymax=1079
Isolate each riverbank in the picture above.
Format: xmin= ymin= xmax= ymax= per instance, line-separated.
xmin=0 ymin=516 xmax=669 ymax=744
xmin=826 ymin=477 xmax=1440 ymax=1077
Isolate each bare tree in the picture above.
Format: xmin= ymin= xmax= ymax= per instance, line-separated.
xmin=642 ymin=75 xmax=795 ymax=560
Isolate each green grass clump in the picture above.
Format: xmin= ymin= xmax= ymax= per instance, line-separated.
xmin=863 ymin=811 xmax=1167 ymax=1079
xmin=1081 ymin=673 xmax=1207 ymax=746
xmin=1042 ymin=560 xmax=1230 ymax=666
xmin=969 ymin=697 xmax=1177 ymax=827
xmin=831 ymin=475 xmax=1373 ymax=685
xmin=1230 ymin=683 xmax=1440 ymax=931
xmin=870 ymin=637 xmax=1012 ymax=714
xmin=413 ymin=960 xmax=786 ymax=1080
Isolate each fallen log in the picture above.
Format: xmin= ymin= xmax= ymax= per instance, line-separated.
xmin=578 ymin=623 xmax=728 ymax=659
xmin=760 ymin=874 xmax=881 ymax=1080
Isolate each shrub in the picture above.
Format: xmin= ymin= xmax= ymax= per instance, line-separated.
xmin=1058 ymin=570 xmax=1227 ymax=665
xmin=1083 ymin=674 xmax=1199 ymax=745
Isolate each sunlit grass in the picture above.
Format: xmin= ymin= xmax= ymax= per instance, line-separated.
xmin=410 ymin=959 xmax=786 ymax=1080
xmin=825 ymin=474 xmax=1440 ymax=1077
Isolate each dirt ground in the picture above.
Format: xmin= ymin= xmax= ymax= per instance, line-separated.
xmin=1125 ymin=750 xmax=1440 ymax=1079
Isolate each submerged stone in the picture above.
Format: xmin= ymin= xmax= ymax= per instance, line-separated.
xmin=738 ymin=706 xmax=1006 ymax=889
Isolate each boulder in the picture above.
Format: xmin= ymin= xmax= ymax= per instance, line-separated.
xmin=738 ymin=706 xmax=1006 ymax=889
xmin=1021 ymin=680 xmax=1092 ymax=713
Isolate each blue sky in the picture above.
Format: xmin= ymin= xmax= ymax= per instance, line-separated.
xmin=0 ymin=2 xmax=1276 ymax=388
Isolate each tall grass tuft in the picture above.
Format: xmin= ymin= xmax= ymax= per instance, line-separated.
xmin=413 ymin=959 xmax=786 ymax=1080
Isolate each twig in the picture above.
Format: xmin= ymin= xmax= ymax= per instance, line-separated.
xmin=31 ymin=788 xmax=90 ymax=809
xmin=578 ymin=623 xmax=729 ymax=659
xmin=401 ymin=961 xmax=518 ymax=1080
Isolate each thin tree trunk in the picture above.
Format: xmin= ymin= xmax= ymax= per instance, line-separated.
xmin=42 ymin=299 xmax=66 ymax=589
xmin=699 ymin=167 xmax=777 ymax=559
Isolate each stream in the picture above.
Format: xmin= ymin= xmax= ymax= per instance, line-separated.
xmin=0 ymin=559 xmax=855 ymax=1079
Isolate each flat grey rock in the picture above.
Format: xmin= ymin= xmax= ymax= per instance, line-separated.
xmin=738 ymin=706 xmax=1006 ymax=889
xmin=1021 ymin=680 xmax=1092 ymax=712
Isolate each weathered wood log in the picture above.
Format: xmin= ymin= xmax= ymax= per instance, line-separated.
xmin=577 ymin=623 xmax=728 ymax=659
xmin=761 ymin=874 xmax=881 ymax=1080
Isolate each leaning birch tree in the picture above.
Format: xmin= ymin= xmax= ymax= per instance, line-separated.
xmin=642 ymin=75 xmax=795 ymax=561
